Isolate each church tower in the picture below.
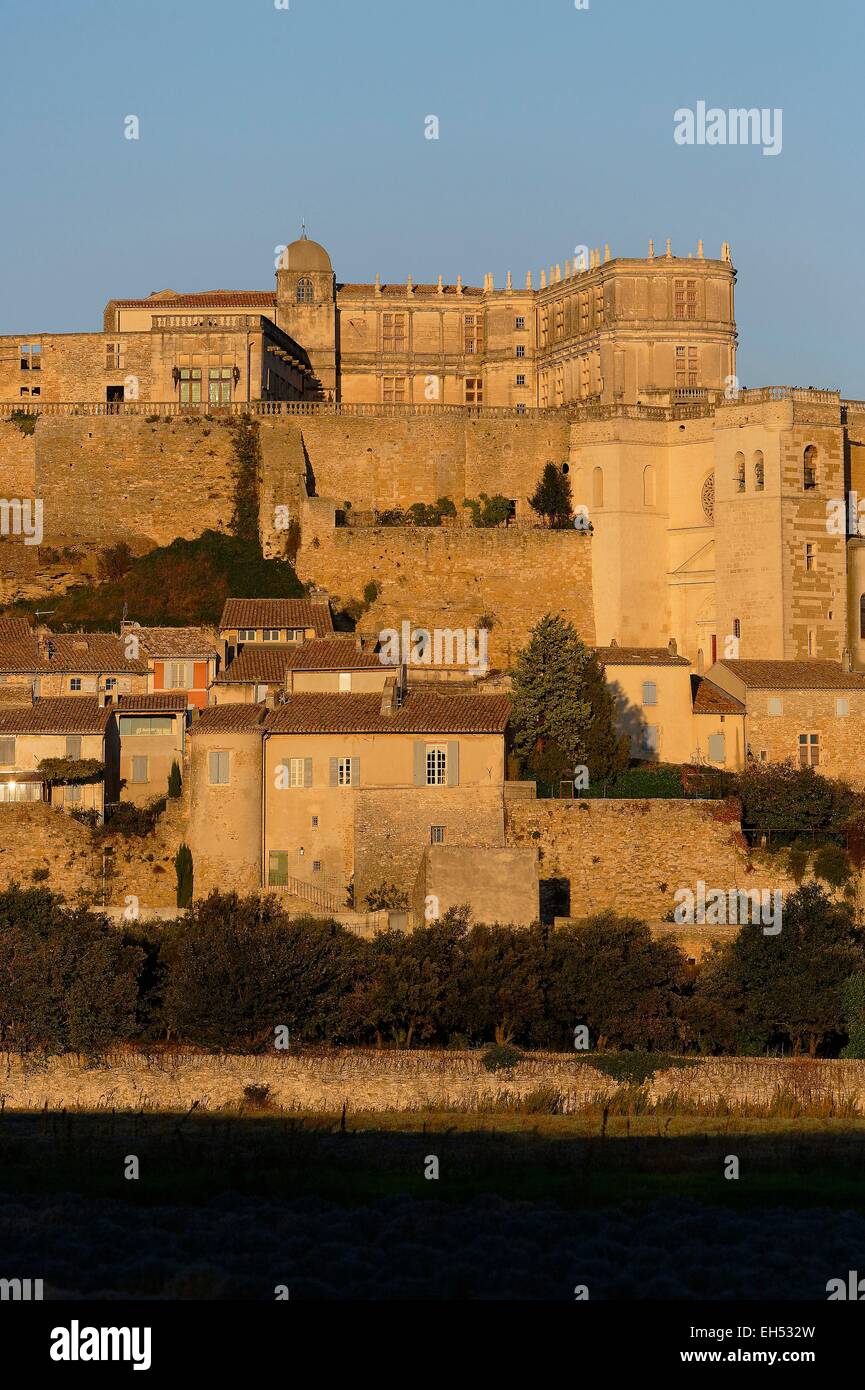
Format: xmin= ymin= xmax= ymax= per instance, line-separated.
xmin=275 ymin=232 xmax=337 ymax=400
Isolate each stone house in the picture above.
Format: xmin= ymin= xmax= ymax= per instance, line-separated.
xmin=212 ymin=636 xmax=391 ymax=705
xmin=116 ymin=693 xmax=187 ymax=805
xmin=0 ymin=696 xmax=118 ymax=818
xmin=218 ymin=596 xmax=334 ymax=663
xmin=122 ymin=624 xmax=221 ymax=710
xmin=0 ymin=627 xmax=150 ymax=701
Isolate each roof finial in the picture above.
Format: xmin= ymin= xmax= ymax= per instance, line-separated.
xmin=301 ymin=220 xmax=307 ymax=240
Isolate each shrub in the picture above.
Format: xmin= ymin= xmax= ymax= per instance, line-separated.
xmin=167 ymin=760 xmax=182 ymax=799
xmin=8 ymin=410 xmax=36 ymax=436
xmin=528 ymin=462 xmax=573 ymax=528
xmin=98 ymin=541 xmax=134 ymax=582
xmin=103 ymin=797 xmax=166 ymax=837
xmin=786 ymin=841 xmax=810 ymax=884
xmin=481 ymin=1042 xmax=525 ymax=1072
xmin=812 ymin=841 xmax=852 ymax=887
xmin=462 ymin=493 xmax=514 ymax=528
xmin=362 ymin=580 xmax=381 ymax=606
xmin=175 ymin=842 xmax=193 ymax=908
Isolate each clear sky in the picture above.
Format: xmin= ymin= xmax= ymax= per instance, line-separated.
xmin=2 ymin=0 xmax=863 ymax=393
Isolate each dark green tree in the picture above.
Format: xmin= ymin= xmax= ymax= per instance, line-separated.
xmin=528 ymin=462 xmax=573 ymax=528
xmin=167 ymin=760 xmax=182 ymax=799
xmin=510 ymin=614 xmax=629 ymax=780
xmin=174 ymin=842 xmax=193 ymax=908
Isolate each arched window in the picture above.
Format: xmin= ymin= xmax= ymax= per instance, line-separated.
xmin=860 ymin=593 xmax=865 ymax=640
xmin=753 ymin=450 xmax=764 ymax=491
xmin=735 ymin=451 xmax=746 ymax=493
xmin=643 ymin=464 xmax=656 ymax=507
xmin=804 ymin=445 xmax=817 ymax=490
xmin=296 ymin=278 xmax=314 ymax=305
xmin=592 ymin=466 xmax=604 ymax=509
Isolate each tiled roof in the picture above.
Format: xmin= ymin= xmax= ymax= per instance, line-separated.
xmin=191 ymin=705 xmax=268 ymax=735
xmin=717 ymin=660 xmax=865 ymax=691
xmin=216 ymin=647 xmax=292 ymax=685
xmin=111 ymin=292 xmax=276 ymax=309
xmin=220 ymin=598 xmax=334 ymax=637
xmin=117 ymin=693 xmax=188 ymax=712
xmin=691 ymin=676 xmax=745 ymax=715
xmin=337 ymin=283 xmax=485 ymax=298
xmin=282 ymin=639 xmax=383 ymax=671
xmin=0 ymin=617 xmax=33 ymax=641
xmin=0 ymin=697 xmax=111 ymax=734
xmin=595 ymin=646 xmax=691 ymax=667
xmin=263 ymin=692 xmax=511 ymax=735
xmin=0 ymin=632 xmax=148 ymax=675
xmin=129 ymin=626 xmax=221 ymax=658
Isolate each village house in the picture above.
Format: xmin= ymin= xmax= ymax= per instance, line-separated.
xmin=219 ymin=596 xmax=334 ymax=666
xmin=212 ymin=635 xmax=391 ymax=705
xmin=116 ymin=693 xmax=187 ymax=804
xmin=121 ymin=624 xmax=221 ymax=709
xmin=0 ymin=627 xmax=150 ymax=702
xmin=0 ymin=696 xmax=117 ymax=817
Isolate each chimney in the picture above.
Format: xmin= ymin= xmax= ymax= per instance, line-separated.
xmin=667 ymin=637 xmax=678 ymax=656
xmin=380 ymin=676 xmax=397 ymax=716
xmin=696 ymin=647 xmax=705 ymax=674
xmin=843 ymin=646 xmax=853 ymax=672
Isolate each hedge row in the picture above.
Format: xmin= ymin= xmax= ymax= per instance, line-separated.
xmin=0 ymin=883 xmax=863 ymax=1057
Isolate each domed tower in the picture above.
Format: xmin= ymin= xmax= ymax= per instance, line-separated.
xmin=275 ymin=232 xmax=337 ymax=400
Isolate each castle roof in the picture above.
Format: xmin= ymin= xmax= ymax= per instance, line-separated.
xmin=108 ymin=291 xmax=276 ymax=309
xmin=282 ymin=237 xmax=333 ymax=274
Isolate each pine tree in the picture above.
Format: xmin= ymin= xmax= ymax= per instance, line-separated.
xmin=528 ymin=462 xmax=573 ymax=528
xmin=510 ymin=615 xmax=629 ymax=780
xmin=175 ymin=843 xmax=193 ymax=909
xmin=167 ymin=760 xmax=182 ymax=799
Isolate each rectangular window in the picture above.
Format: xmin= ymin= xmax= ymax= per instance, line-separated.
xmin=66 ymin=735 xmax=82 ymax=759
xmin=209 ymin=750 xmax=230 ymax=785
xmin=338 ymin=756 xmax=352 ymax=786
xmin=837 ymin=697 xmax=850 ymax=717
xmin=707 ymin=732 xmax=726 ymax=764
xmin=312 ymin=860 xmax=321 ymax=872
xmin=338 ymin=672 xmax=351 ymax=693
xmin=382 ymin=313 xmax=406 ymax=352
xmin=178 ymin=367 xmax=202 ymax=403
xmin=70 ymin=678 xmax=82 ymax=691
xmin=642 ymin=681 xmax=657 ymax=706
xmin=463 ymin=314 xmax=481 ymax=354
xmin=426 ymin=745 xmax=447 ymax=785
xmin=118 ymin=715 xmax=175 ymax=736
xmin=430 ymin=825 xmax=446 ymax=844
xmin=516 ymin=374 xmax=526 ymax=387
xmin=0 ymin=736 xmax=15 ymax=765
xmin=262 ymin=629 xmax=280 ymax=642
xmin=166 ymin=661 xmax=194 ymax=690
xmin=20 ymin=343 xmax=41 ymax=370
xmin=515 ymin=345 xmax=525 ymax=358
xmin=289 ymin=757 xmax=305 ymax=787
xmin=311 ymin=815 xmax=319 ymax=828
xmin=208 ymin=365 xmax=233 ymax=404
xmin=805 ymin=543 xmax=815 ymax=571
xmin=464 ymin=377 xmax=483 ymax=405
xmin=131 ymin=755 xmax=149 ymax=784
xmin=515 ymin=315 xmax=525 ymax=330
xmin=382 ymin=376 xmax=407 ymax=403
xmin=238 ymin=628 xmax=256 ymax=641
xmin=268 ymin=850 xmax=288 ymax=886
xmin=768 ymin=697 xmax=784 ymax=716
xmin=65 ymin=784 xmax=82 ymax=804
xmin=105 ymin=342 xmax=125 ymax=370
xmin=104 ymin=678 xmax=117 ymax=691
xmin=798 ymin=733 xmax=820 ymax=768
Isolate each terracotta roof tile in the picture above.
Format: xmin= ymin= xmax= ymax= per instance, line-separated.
xmin=117 ymin=693 xmax=188 ymax=712
xmin=192 ymin=705 xmax=269 ymax=735
xmin=216 ymin=647 xmax=292 ymax=685
xmin=220 ymin=598 xmax=334 ymax=637
xmin=263 ymin=691 xmax=510 ymax=735
xmin=691 ymin=676 xmax=745 ymax=715
xmin=128 ymin=626 xmax=220 ymax=658
xmin=111 ymin=292 xmax=276 ymax=309
xmin=717 ymin=660 xmax=865 ymax=690
xmin=595 ymin=646 xmax=691 ymax=667
xmin=0 ymin=617 xmax=33 ymax=641
xmin=0 ymin=697 xmax=111 ymax=734
xmin=282 ymin=639 xmax=383 ymax=671
xmin=0 ymin=632 xmax=148 ymax=675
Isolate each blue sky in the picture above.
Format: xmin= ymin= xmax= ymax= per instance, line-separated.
xmin=2 ymin=0 xmax=862 ymax=393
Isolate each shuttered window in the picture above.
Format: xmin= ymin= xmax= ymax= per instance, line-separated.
xmin=209 ymin=750 xmax=230 ymax=785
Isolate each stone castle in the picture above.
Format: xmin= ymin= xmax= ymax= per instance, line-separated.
xmin=3 ymin=233 xmax=865 ymax=675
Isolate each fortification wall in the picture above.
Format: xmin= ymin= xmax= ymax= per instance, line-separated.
xmin=297 ymin=524 xmax=594 ymax=666
xmin=505 ymin=798 xmax=800 ymax=921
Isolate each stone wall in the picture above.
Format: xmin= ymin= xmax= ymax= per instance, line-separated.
xmin=297 ymin=524 xmax=594 ymax=667
xmin=505 ymin=797 xmax=799 ymax=920
xmin=0 ymin=799 xmax=186 ymax=909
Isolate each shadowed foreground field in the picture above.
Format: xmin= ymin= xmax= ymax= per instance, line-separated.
xmin=1 ymin=1112 xmax=865 ymax=1298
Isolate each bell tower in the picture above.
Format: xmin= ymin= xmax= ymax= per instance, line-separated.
xmin=275 ymin=231 xmax=337 ymax=400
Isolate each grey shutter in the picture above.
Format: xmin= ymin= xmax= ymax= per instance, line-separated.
xmin=707 ymin=733 xmax=726 ymax=764
xmin=350 ymin=756 xmax=360 ymax=787
xmin=66 ymin=735 xmax=82 ymax=759
xmin=329 ymin=757 xmax=338 ymax=787
xmin=413 ymin=740 xmax=425 ymax=787
xmin=303 ymin=757 xmax=313 ymax=787
xmin=447 ymin=741 xmax=459 ymax=786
